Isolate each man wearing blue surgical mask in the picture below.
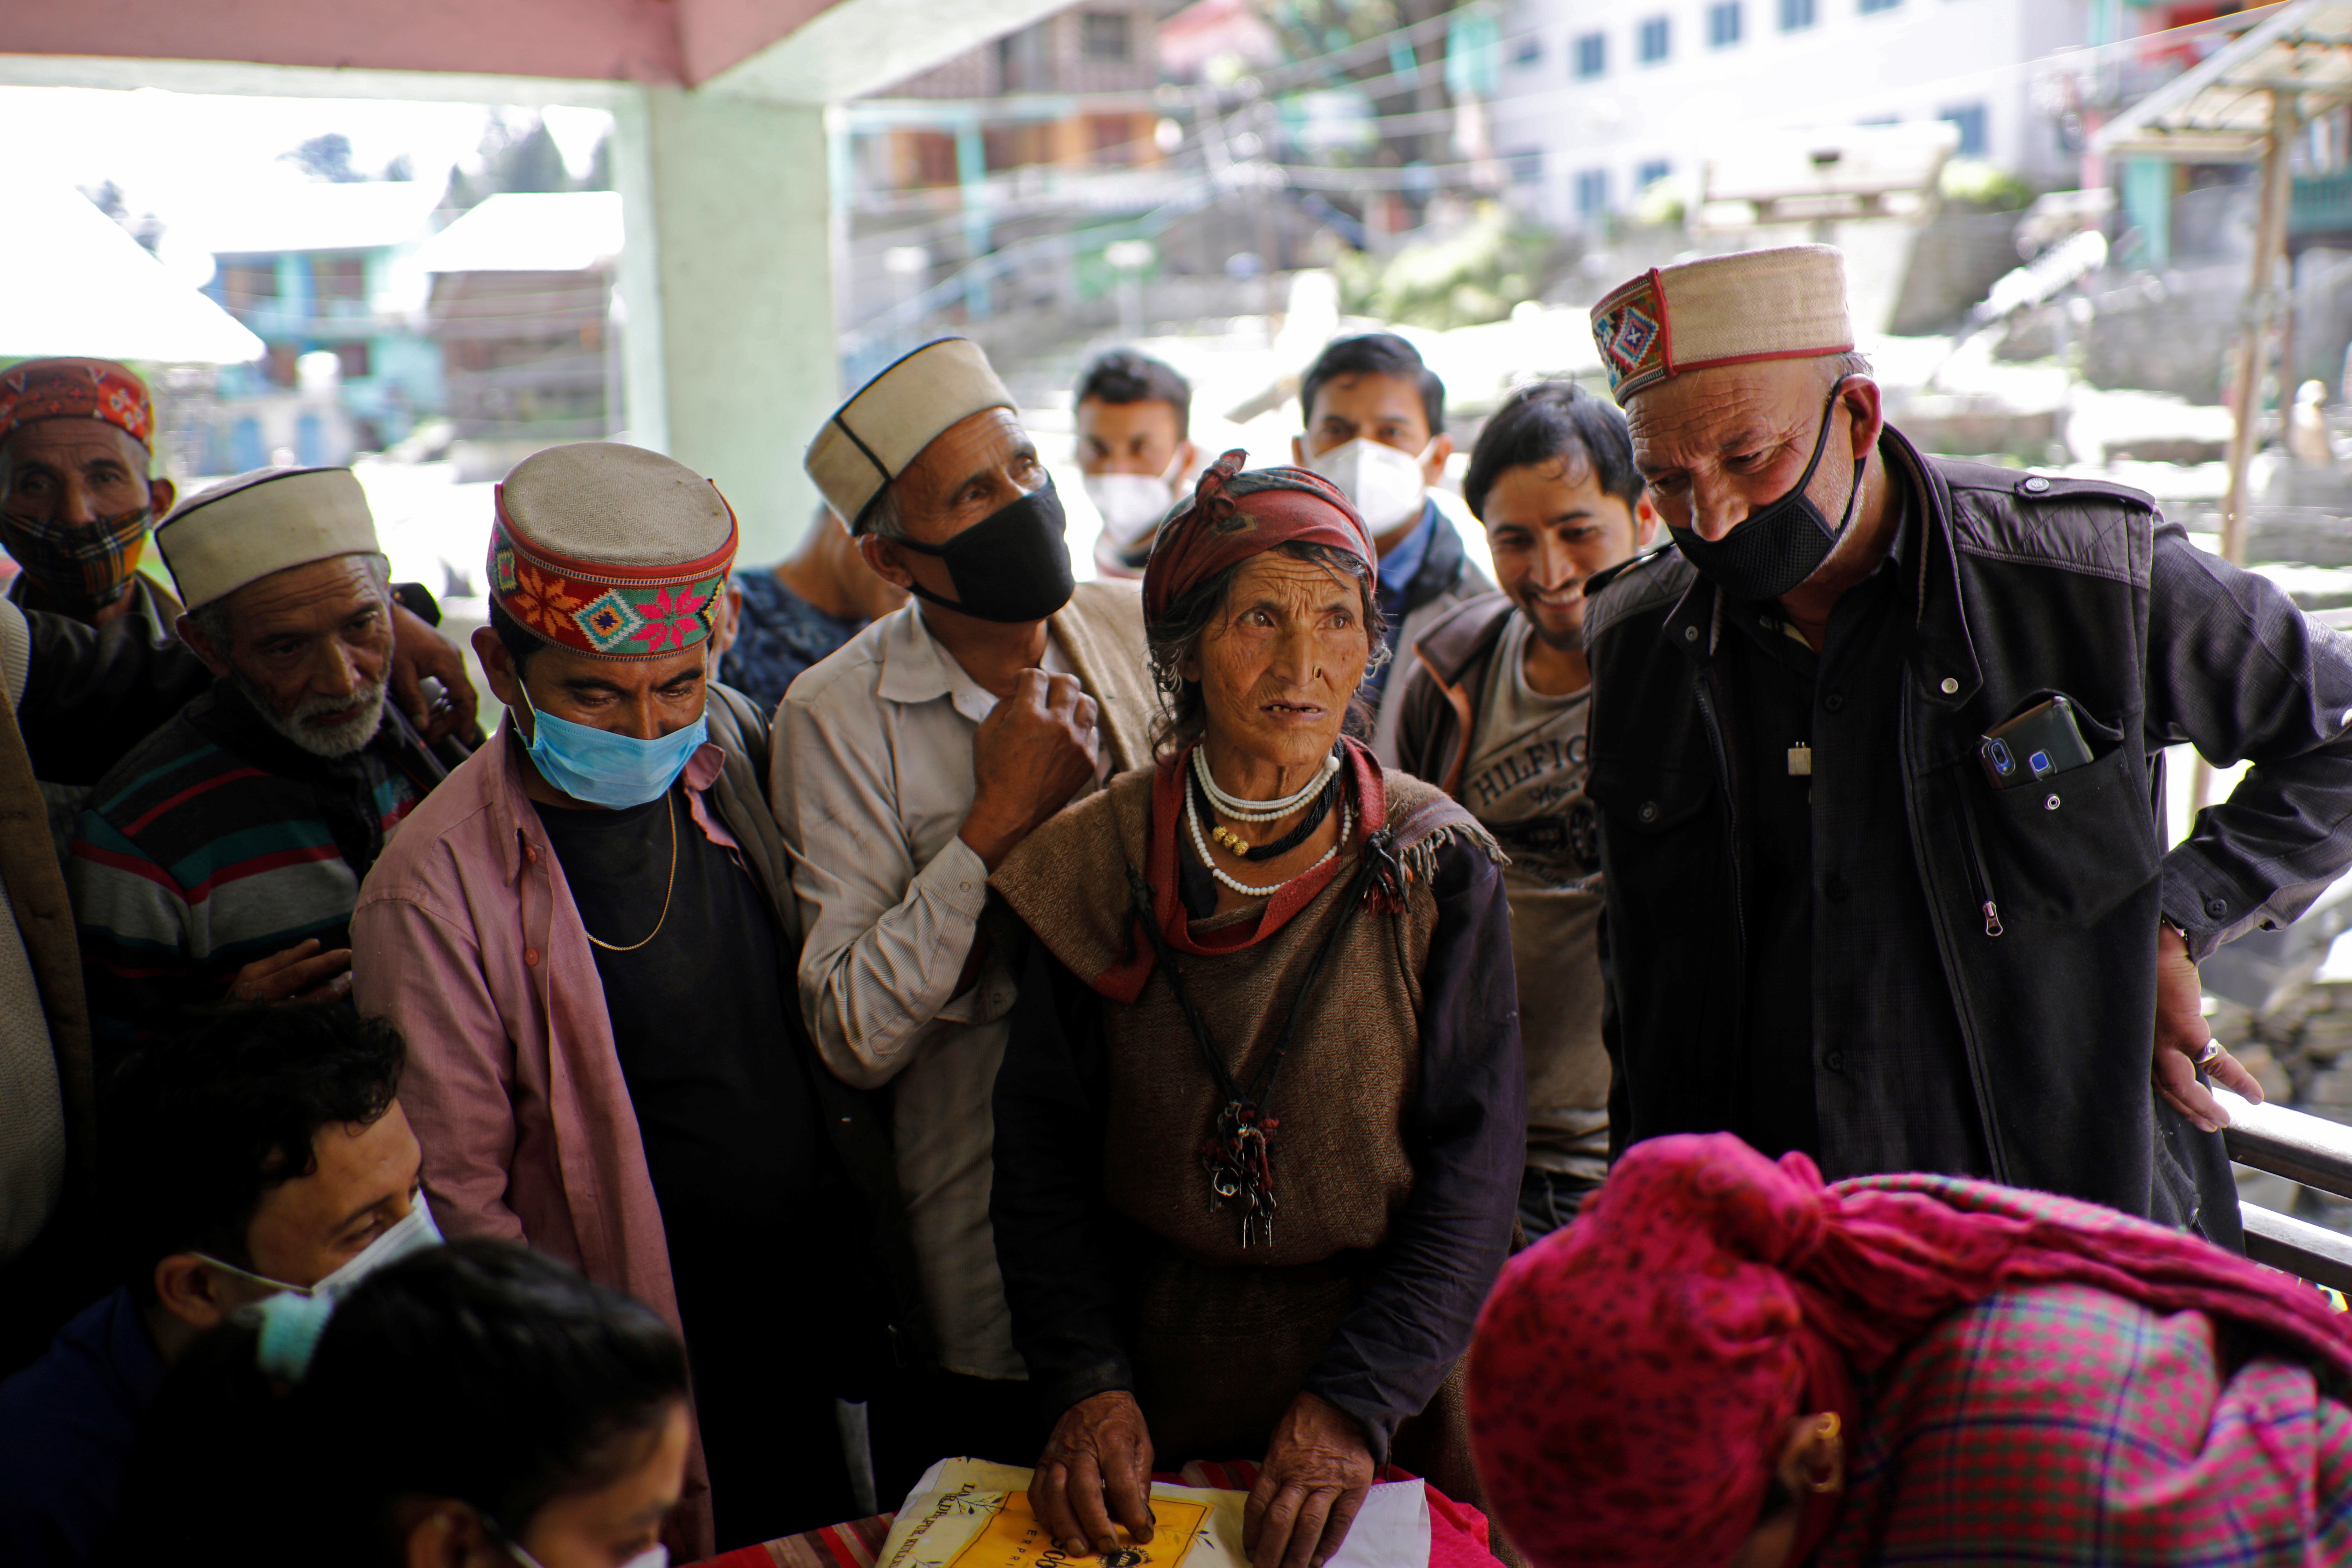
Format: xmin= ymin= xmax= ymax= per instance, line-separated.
xmin=1290 ymin=333 xmax=1492 ymax=766
xmin=785 ymin=338 xmax=1157 ymax=1500
xmin=0 ymin=1004 xmax=423 ymax=1567
xmin=350 ymin=442 xmax=916 ymax=1560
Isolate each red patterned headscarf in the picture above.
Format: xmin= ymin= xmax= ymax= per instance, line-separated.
xmin=1141 ymin=449 xmax=1374 ymax=624
xmin=1466 ymin=1134 xmax=2352 ymax=1568
xmin=0 ymin=358 xmax=154 ymax=449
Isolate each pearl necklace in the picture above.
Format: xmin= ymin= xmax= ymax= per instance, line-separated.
xmin=1192 ymin=746 xmax=1342 ymax=822
xmin=1186 ymin=779 xmax=1352 ymax=898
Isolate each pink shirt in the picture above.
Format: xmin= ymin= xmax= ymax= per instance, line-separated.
xmin=350 ymin=723 xmax=733 ymax=1550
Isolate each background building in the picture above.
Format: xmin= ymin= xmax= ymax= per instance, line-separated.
xmin=193 ymin=178 xmax=444 ymax=469
xmin=1490 ymin=0 xmax=2094 ymax=234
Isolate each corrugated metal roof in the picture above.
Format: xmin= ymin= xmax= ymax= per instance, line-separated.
xmin=2096 ymin=0 xmax=2352 ymax=160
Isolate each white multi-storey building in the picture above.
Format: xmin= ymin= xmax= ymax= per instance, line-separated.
xmin=1490 ymin=0 xmax=2097 ymax=232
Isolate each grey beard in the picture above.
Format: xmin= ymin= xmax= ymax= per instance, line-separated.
xmin=234 ymin=672 xmax=388 ymax=759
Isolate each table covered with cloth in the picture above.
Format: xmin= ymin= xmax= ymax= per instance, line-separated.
xmin=691 ymin=1463 xmax=1507 ymax=1568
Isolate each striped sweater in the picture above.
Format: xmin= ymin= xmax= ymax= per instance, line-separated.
xmin=68 ymin=681 xmax=454 ymax=1058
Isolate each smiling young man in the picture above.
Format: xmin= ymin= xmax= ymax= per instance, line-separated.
xmin=0 ymin=1004 xmax=427 ymax=1568
xmin=1394 ymin=382 xmax=1654 ymax=1238
xmin=1289 ymin=334 xmax=1492 ymax=763
xmin=349 ymin=442 xmax=911 ymax=1558
xmin=65 ymin=468 xmax=464 ymax=1058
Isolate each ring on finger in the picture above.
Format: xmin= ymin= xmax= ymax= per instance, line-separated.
xmin=2195 ymin=1040 xmax=2225 ymax=1068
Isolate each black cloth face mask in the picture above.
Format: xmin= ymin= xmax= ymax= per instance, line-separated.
xmin=887 ymin=477 xmax=1076 ymax=624
xmin=1667 ymin=376 xmax=1864 ymax=603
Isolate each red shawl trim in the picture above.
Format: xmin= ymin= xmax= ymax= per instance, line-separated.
xmin=1090 ymin=737 xmax=1387 ymax=1003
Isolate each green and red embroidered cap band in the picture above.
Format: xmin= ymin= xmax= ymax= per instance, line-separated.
xmin=1589 ymin=244 xmax=1854 ymax=405
xmin=489 ymin=442 xmax=737 ymax=660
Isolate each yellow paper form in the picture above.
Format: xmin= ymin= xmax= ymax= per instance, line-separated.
xmin=946 ymin=1490 xmax=1211 ymax=1568
xmin=879 ymin=1460 xmax=1250 ymax=1568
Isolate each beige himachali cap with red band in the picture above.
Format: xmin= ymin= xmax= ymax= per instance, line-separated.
xmin=488 ymin=442 xmax=738 ymax=660
xmin=1589 ymin=244 xmax=1855 ymax=405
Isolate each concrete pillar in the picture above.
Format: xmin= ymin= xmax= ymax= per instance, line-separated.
xmin=612 ymin=84 xmax=838 ymax=565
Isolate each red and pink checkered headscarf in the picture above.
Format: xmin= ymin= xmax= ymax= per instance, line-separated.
xmin=0 ymin=358 xmax=154 ymax=449
xmin=1466 ymin=1134 xmax=2352 ymax=1568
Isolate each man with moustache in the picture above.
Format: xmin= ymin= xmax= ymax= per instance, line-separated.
xmin=779 ymin=337 xmax=1156 ymax=1493
xmin=1581 ymin=244 xmax=2352 ymax=1239
xmin=68 ymin=469 xmax=462 ymax=1054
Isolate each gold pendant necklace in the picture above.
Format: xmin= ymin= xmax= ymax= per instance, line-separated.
xmin=583 ymin=791 xmax=679 ymax=953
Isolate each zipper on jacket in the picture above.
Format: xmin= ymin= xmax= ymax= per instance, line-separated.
xmin=1956 ymin=794 xmax=2004 ymax=937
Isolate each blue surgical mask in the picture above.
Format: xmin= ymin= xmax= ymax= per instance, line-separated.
xmin=518 ymin=686 xmax=707 ymax=810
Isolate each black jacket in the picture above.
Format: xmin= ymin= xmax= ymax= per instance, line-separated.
xmin=1584 ymin=427 xmax=2352 ymax=1230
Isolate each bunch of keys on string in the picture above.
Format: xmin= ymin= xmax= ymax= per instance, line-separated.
xmin=1202 ymin=1099 xmax=1279 ymax=1248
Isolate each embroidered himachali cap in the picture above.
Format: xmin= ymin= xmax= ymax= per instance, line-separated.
xmin=1589 ymin=244 xmax=1854 ymax=405
xmin=805 ymin=337 xmax=1017 ymax=532
xmin=490 ymin=441 xmax=737 ymax=660
xmin=0 ymin=358 xmax=155 ymax=449
xmin=157 ymin=467 xmax=381 ymax=611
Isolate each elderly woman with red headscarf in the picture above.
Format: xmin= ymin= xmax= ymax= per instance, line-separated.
xmin=1468 ymin=1132 xmax=2352 ymax=1568
xmin=989 ymin=452 xmax=1524 ymax=1568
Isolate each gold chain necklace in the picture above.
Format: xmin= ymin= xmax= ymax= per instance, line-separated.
xmin=583 ymin=791 xmax=679 ymax=953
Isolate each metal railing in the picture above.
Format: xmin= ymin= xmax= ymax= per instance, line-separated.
xmin=2215 ymin=1087 xmax=2352 ymax=1290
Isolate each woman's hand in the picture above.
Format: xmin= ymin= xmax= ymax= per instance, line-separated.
xmin=1245 ymin=1392 xmax=1374 ymax=1568
xmin=1031 ymin=1391 xmax=1155 ymax=1558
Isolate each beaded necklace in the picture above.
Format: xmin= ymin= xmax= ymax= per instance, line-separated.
xmin=1185 ymin=779 xmax=1351 ymax=899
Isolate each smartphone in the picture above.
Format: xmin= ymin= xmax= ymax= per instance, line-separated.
xmin=1979 ymin=695 xmax=2096 ymax=790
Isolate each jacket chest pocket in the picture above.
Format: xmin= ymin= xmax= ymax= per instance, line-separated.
xmin=1586 ymin=762 xmax=1715 ymax=838
xmin=1961 ymin=740 xmax=2159 ymax=929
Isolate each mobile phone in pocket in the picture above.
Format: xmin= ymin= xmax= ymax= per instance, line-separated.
xmin=1978 ymin=695 xmax=2096 ymax=790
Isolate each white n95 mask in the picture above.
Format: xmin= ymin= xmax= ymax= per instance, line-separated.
xmin=1083 ymin=472 xmax=1180 ymax=551
xmin=1308 ymin=437 xmax=1432 ymax=536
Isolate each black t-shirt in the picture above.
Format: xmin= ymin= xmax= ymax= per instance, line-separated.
xmin=539 ymin=786 xmax=854 ymax=1541
xmin=539 ymin=790 xmax=822 ymax=1250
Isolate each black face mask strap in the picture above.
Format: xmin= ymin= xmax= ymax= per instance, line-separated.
xmin=1786 ymin=372 xmax=1855 ymax=505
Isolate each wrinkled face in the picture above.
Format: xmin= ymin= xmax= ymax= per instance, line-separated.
xmin=1626 ymin=359 xmax=1874 ymax=545
xmin=0 ymin=419 xmax=163 ymax=526
xmin=1183 ymin=551 xmax=1371 ymax=774
xmin=1076 ymin=397 xmax=1186 ymax=479
xmin=862 ymin=408 xmax=1046 ymax=607
xmin=222 ymin=1099 xmax=423 ymax=1306
xmin=1482 ymin=455 xmax=1648 ymax=652
xmin=509 ymin=1401 xmax=691 ymax=1568
xmin=191 ymin=555 xmax=393 ymax=756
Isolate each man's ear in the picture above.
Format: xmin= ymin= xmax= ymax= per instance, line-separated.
xmin=147 ymin=476 xmax=177 ymax=518
xmin=857 ymin=533 xmax=916 ymax=592
xmin=713 ymin=583 xmax=743 ymax=656
xmin=471 ymin=626 xmax=525 ymax=717
xmin=1422 ymin=433 xmax=1455 ymax=483
xmin=153 ymin=1253 xmax=232 ymax=1333
xmin=174 ymin=612 xmax=233 ymax=678
xmin=1174 ymin=440 xmax=1199 ymax=486
xmin=1840 ymin=376 xmax=1884 ymax=461
xmin=1290 ymin=434 xmax=1307 ymax=467
xmin=1634 ymin=493 xmax=1663 ymax=550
